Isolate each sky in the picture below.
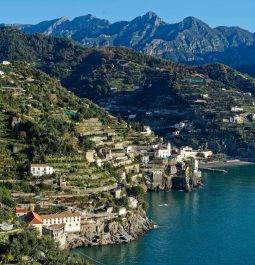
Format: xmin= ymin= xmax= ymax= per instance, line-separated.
xmin=1 ymin=0 xmax=255 ymax=32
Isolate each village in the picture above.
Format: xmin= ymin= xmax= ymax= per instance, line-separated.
xmin=3 ymin=114 xmax=214 ymax=248
xmin=2 ymin=60 xmax=252 ymax=250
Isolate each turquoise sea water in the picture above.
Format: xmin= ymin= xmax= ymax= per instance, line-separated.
xmin=73 ymin=165 xmax=255 ymax=265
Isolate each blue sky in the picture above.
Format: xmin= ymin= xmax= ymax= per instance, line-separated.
xmin=1 ymin=0 xmax=255 ymax=32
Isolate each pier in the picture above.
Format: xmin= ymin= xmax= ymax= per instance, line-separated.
xmin=200 ymin=168 xmax=228 ymax=173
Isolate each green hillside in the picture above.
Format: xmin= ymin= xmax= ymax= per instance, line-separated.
xmin=2 ymin=27 xmax=255 ymax=158
xmin=0 ymin=61 xmax=116 ymax=181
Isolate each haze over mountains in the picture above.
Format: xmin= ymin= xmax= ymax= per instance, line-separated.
xmin=5 ymin=11 xmax=255 ymax=76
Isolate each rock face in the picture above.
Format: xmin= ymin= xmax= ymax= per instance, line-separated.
xmin=146 ymin=162 xmax=203 ymax=192
xmin=67 ymin=207 xmax=154 ymax=248
xmin=13 ymin=12 xmax=255 ymax=69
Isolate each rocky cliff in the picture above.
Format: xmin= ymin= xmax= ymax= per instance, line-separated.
xmin=67 ymin=207 xmax=154 ymax=248
xmin=146 ymin=161 xmax=203 ymax=192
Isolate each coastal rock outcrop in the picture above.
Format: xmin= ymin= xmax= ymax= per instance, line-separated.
xmin=67 ymin=207 xmax=154 ymax=248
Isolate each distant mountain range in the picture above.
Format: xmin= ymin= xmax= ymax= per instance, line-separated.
xmin=3 ymin=11 xmax=255 ymax=76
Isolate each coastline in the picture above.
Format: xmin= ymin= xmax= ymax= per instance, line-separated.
xmin=68 ymin=207 xmax=154 ymax=249
xmin=199 ymin=160 xmax=254 ymax=169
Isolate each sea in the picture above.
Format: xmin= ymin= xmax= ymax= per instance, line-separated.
xmin=72 ymin=165 xmax=255 ymax=265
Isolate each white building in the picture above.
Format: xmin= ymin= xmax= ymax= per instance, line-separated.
xmin=177 ymin=147 xmax=213 ymax=161
xmin=16 ymin=207 xmax=28 ymax=217
xmin=229 ymin=115 xmax=244 ymax=124
xmin=231 ymin=106 xmax=244 ymax=113
xmin=30 ymin=164 xmax=54 ymax=177
xmin=157 ymin=143 xmax=171 ymax=158
xmin=128 ymin=197 xmax=138 ymax=209
xmin=43 ymin=224 xmax=66 ymax=248
xmin=0 ymin=70 xmax=4 ymax=76
xmin=41 ymin=212 xmax=81 ymax=233
xmin=126 ymin=146 xmax=133 ymax=154
xmin=2 ymin=61 xmax=11 ymax=65
xmin=174 ymin=122 xmax=185 ymax=130
xmin=141 ymin=126 xmax=152 ymax=136
xmin=141 ymin=155 xmax=150 ymax=164
xmin=118 ymin=208 xmax=127 ymax=216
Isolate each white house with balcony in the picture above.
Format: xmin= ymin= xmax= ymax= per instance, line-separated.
xmin=30 ymin=164 xmax=54 ymax=177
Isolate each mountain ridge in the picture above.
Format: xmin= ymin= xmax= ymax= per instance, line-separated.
xmin=4 ymin=12 xmax=255 ymax=74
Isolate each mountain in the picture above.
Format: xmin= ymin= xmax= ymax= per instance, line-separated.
xmin=9 ymin=12 xmax=255 ymax=75
xmin=1 ymin=27 xmax=255 ymax=158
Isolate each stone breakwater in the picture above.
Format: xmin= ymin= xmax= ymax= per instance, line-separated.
xmin=67 ymin=207 xmax=154 ymax=248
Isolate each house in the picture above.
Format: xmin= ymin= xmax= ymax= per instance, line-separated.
xmin=2 ymin=61 xmax=11 ymax=65
xmin=229 ymin=115 xmax=244 ymax=124
xmin=114 ymin=188 xmax=122 ymax=199
xmin=141 ymin=126 xmax=152 ymax=136
xmin=85 ymin=150 xmax=95 ymax=163
xmin=128 ymin=197 xmax=138 ymax=209
xmin=118 ymin=208 xmax=127 ymax=216
xmin=141 ymin=155 xmax=150 ymax=164
xmin=231 ymin=106 xmax=244 ymax=113
xmin=222 ymin=118 xmax=229 ymax=123
xmin=157 ymin=143 xmax=171 ymax=158
xmin=16 ymin=207 xmax=28 ymax=217
xmin=126 ymin=146 xmax=133 ymax=154
xmin=0 ymin=70 xmax=4 ymax=76
xmin=41 ymin=212 xmax=81 ymax=233
xmin=172 ymin=130 xmax=180 ymax=136
xmin=177 ymin=147 xmax=213 ymax=161
xmin=23 ymin=211 xmax=43 ymax=234
xmin=174 ymin=122 xmax=185 ymax=130
xmin=30 ymin=164 xmax=54 ymax=177
xmin=43 ymin=224 xmax=66 ymax=248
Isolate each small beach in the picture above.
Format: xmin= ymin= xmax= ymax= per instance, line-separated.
xmin=199 ymin=160 xmax=254 ymax=169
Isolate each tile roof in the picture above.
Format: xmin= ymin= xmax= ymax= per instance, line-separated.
xmin=16 ymin=207 xmax=28 ymax=214
xmin=31 ymin=164 xmax=49 ymax=168
xmin=25 ymin=211 xmax=42 ymax=225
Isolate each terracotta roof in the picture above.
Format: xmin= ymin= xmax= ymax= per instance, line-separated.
xmin=16 ymin=207 xmax=28 ymax=214
xmin=31 ymin=164 xmax=49 ymax=167
xmin=41 ymin=212 xmax=80 ymax=220
xmin=25 ymin=211 xmax=42 ymax=225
